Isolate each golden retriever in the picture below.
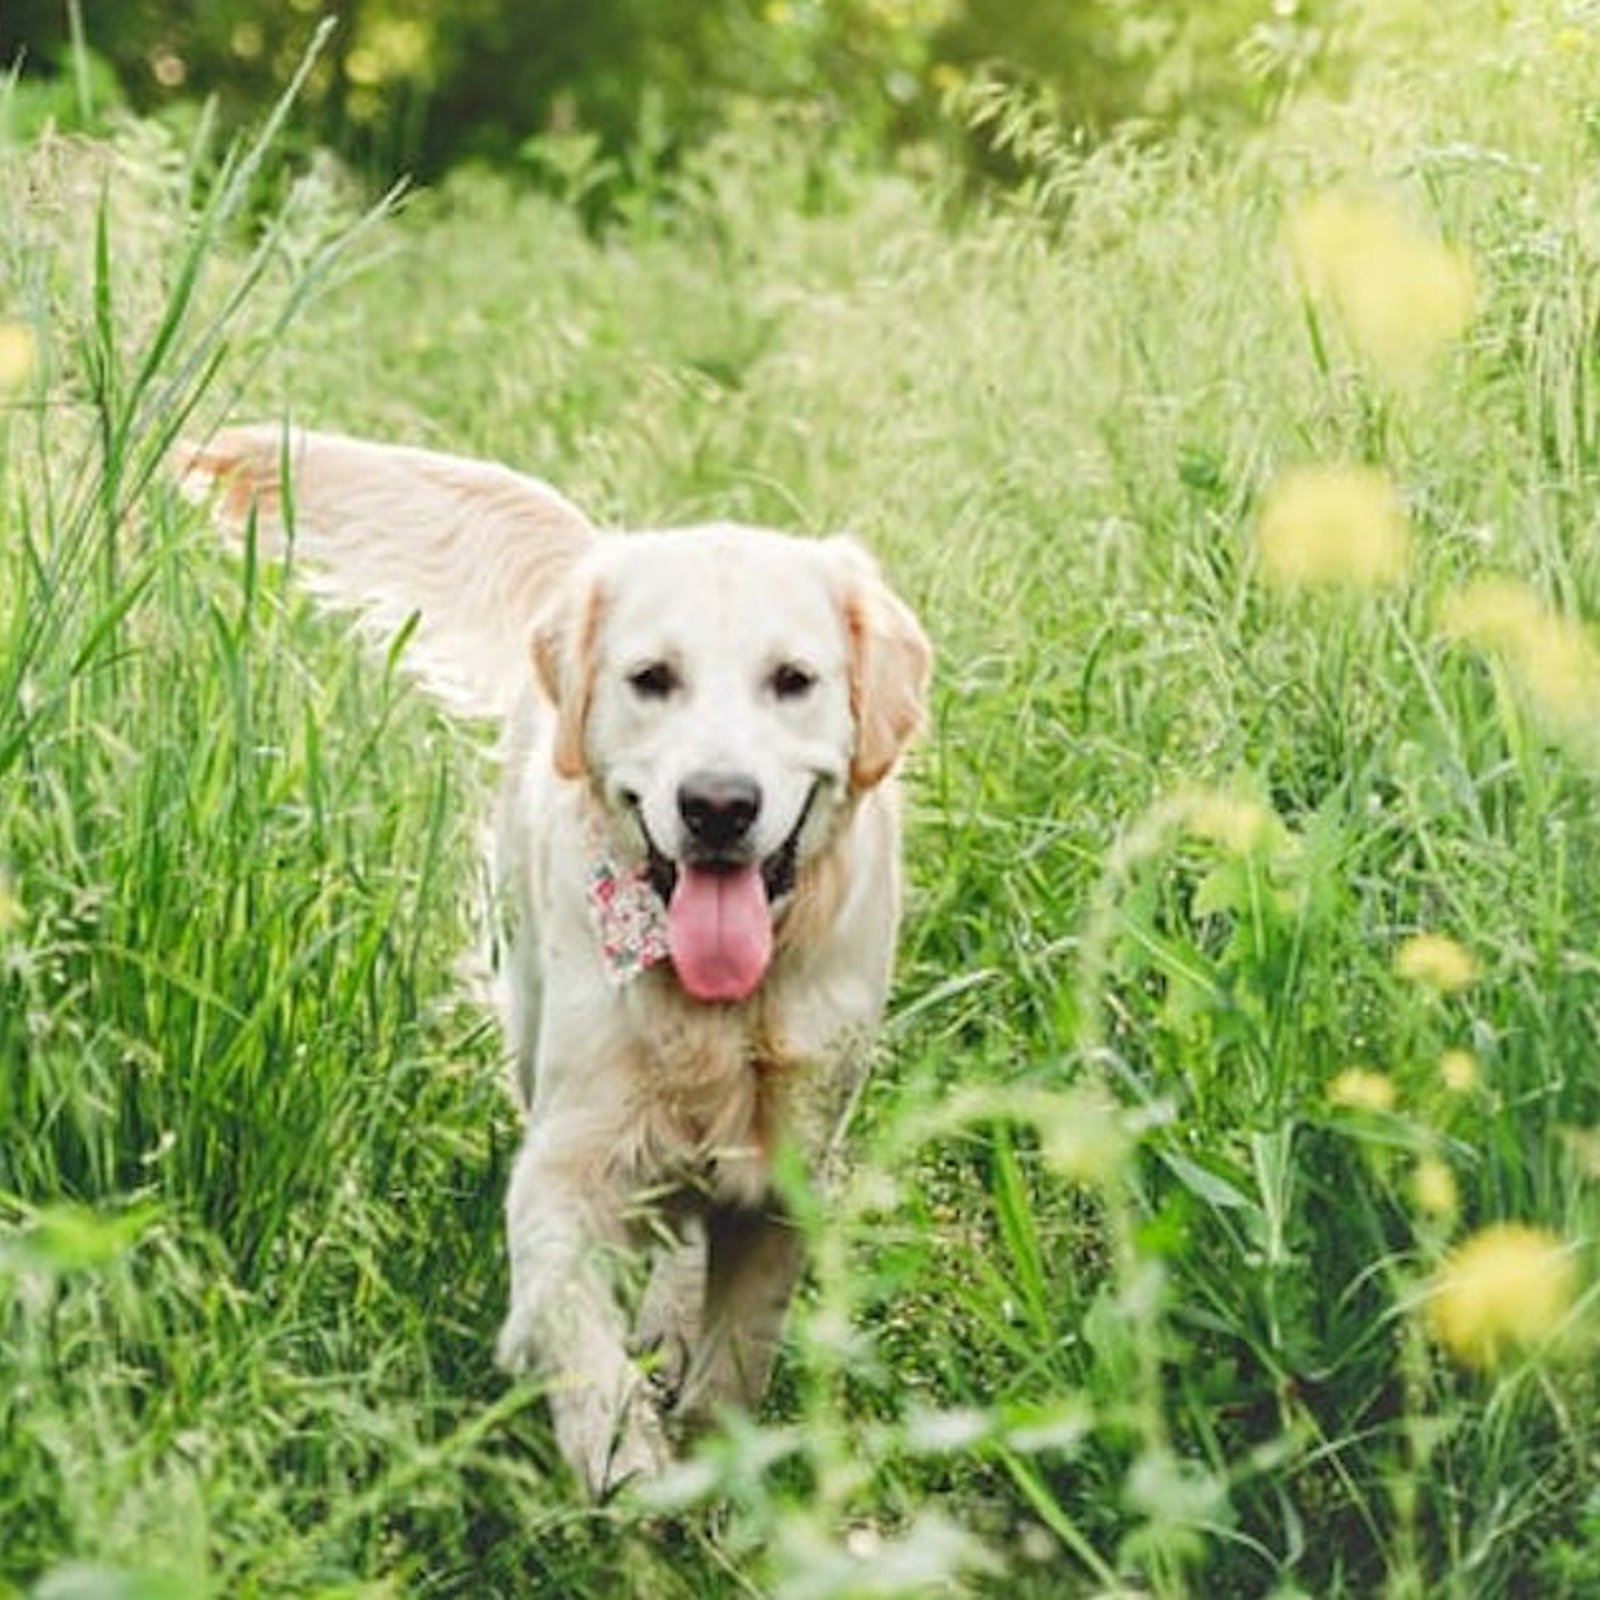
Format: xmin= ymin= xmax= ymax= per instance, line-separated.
xmin=178 ymin=426 xmax=931 ymax=1496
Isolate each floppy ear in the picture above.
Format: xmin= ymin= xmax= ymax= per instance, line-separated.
xmin=832 ymin=541 xmax=933 ymax=789
xmin=530 ymin=572 xmax=608 ymax=781
xmin=174 ymin=424 xmax=596 ymax=720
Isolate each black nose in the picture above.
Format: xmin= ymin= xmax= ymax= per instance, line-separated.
xmin=678 ymin=771 xmax=762 ymax=852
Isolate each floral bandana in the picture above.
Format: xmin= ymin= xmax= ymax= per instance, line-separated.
xmin=584 ymin=811 xmax=672 ymax=986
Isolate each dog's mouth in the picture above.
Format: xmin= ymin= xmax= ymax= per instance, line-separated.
xmin=641 ymin=790 xmax=812 ymax=908
xmin=632 ymin=785 xmax=817 ymax=1004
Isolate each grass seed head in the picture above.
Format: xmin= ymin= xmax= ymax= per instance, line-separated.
xmin=1039 ymin=1087 xmax=1133 ymax=1186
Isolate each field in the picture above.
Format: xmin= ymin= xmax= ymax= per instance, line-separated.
xmin=5 ymin=9 xmax=1600 ymax=1596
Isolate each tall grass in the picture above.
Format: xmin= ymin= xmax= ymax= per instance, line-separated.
xmin=6 ymin=5 xmax=1600 ymax=1595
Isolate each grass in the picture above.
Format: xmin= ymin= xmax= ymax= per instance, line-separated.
xmin=6 ymin=6 xmax=1600 ymax=1595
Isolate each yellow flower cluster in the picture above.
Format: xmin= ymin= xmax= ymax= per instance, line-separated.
xmin=1427 ymin=1223 xmax=1576 ymax=1370
xmin=1393 ymin=933 xmax=1479 ymax=994
xmin=1329 ymin=1067 xmax=1396 ymax=1114
xmin=1183 ymin=793 xmax=1278 ymax=855
xmin=1443 ymin=576 xmax=1600 ymax=739
xmin=1412 ymin=1157 xmax=1459 ymax=1221
xmin=0 ymin=320 xmax=36 ymax=391
xmin=1439 ymin=1049 xmax=1479 ymax=1093
xmin=1286 ymin=193 xmax=1477 ymax=382
xmin=1256 ymin=464 xmax=1410 ymax=592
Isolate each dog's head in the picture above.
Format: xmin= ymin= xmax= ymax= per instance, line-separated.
xmin=532 ymin=526 xmax=931 ymax=1003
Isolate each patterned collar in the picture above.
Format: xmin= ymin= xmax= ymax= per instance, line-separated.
xmin=583 ymin=809 xmax=671 ymax=986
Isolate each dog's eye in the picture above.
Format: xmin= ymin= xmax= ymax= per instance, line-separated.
xmin=770 ymin=662 xmax=816 ymax=700
xmin=627 ymin=661 xmax=680 ymax=699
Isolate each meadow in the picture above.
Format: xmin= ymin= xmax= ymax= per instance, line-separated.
xmin=5 ymin=8 xmax=1600 ymax=1596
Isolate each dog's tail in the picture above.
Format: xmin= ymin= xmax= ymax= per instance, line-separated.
xmin=175 ymin=424 xmax=598 ymax=719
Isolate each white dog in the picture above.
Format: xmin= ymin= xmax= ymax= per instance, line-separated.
xmin=179 ymin=427 xmax=931 ymax=1496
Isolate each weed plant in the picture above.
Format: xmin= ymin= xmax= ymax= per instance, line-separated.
xmin=5 ymin=6 xmax=1600 ymax=1596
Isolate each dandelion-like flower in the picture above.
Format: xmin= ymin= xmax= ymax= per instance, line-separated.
xmin=1256 ymin=464 xmax=1410 ymax=592
xmin=1412 ymin=1157 xmax=1459 ymax=1220
xmin=1184 ymin=793 xmax=1277 ymax=854
xmin=0 ymin=320 xmax=36 ymax=392
xmin=1394 ymin=933 xmax=1479 ymax=994
xmin=1329 ymin=1067 xmax=1396 ymax=1113
xmin=1286 ymin=192 xmax=1477 ymax=381
xmin=1441 ymin=576 xmax=1544 ymax=646
xmin=1443 ymin=576 xmax=1600 ymax=740
xmin=1440 ymin=1049 xmax=1480 ymax=1093
xmin=1427 ymin=1223 xmax=1576 ymax=1369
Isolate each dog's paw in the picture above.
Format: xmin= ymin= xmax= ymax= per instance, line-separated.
xmin=634 ymin=1330 xmax=692 ymax=1412
xmin=557 ymin=1384 xmax=673 ymax=1500
xmin=599 ymin=1399 xmax=674 ymax=1498
xmin=493 ymin=1306 xmax=538 ymax=1375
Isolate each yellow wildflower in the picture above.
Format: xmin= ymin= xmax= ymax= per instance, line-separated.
xmin=1441 ymin=576 xmax=1543 ymax=646
xmin=1519 ymin=626 xmax=1600 ymax=724
xmin=0 ymin=870 xmax=19 ymax=933
xmin=1256 ymin=464 xmax=1410 ymax=592
xmin=1427 ymin=1223 xmax=1577 ymax=1369
xmin=230 ymin=21 xmax=264 ymax=59
xmin=0 ymin=321 xmax=36 ymax=391
xmin=1412 ymin=1157 xmax=1459 ymax=1220
xmin=1329 ymin=1067 xmax=1396 ymax=1113
xmin=1286 ymin=192 xmax=1477 ymax=380
xmin=1184 ymin=793 xmax=1276 ymax=854
xmin=1555 ymin=26 xmax=1587 ymax=55
xmin=1440 ymin=1049 xmax=1479 ymax=1093
xmin=1442 ymin=577 xmax=1600 ymax=736
xmin=1394 ymin=933 xmax=1479 ymax=994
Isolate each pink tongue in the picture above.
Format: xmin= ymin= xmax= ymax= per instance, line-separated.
xmin=667 ymin=864 xmax=773 ymax=1002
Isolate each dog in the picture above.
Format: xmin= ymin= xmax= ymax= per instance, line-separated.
xmin=178 ymin=426 xmax=932 ymax=1496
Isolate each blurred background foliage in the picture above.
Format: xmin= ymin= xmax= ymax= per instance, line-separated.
xmin=1 ymin=1 xmax=1342 ymax=205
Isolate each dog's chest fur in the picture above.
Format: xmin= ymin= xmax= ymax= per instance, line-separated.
xmin=615 ymin=974 xmax=863 ymax=1208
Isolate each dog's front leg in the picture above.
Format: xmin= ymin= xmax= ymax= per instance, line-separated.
xmin=674 ymin=1203 xmax=805 ymax=1430
xmin=633 ymin=1220 xmax=706 ymax=1411
xmin=495 ymin=1129 xmax=671 ymax=1496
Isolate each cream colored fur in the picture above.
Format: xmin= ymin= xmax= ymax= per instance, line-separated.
xmin=178 ymin=425 xmax=931 ymax=1497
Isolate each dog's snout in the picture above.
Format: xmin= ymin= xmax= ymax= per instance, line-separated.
xmin=678 ymin=771 xmax=762 ymax=851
